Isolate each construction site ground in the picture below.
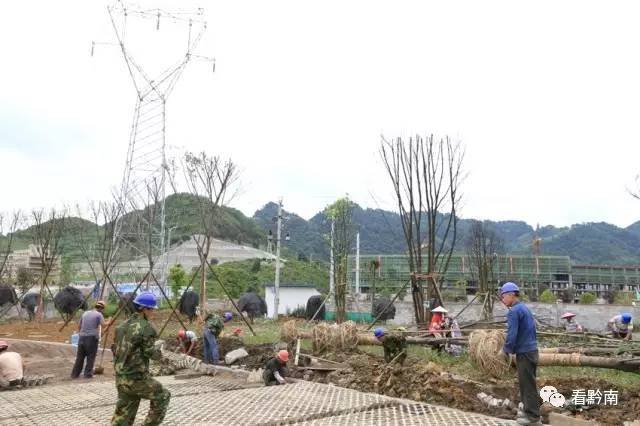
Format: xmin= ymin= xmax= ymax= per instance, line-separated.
xmin=0 ymin=372 xmax=519 ymax=425
xmin=1 ymin=316 xmax=640 ymax=425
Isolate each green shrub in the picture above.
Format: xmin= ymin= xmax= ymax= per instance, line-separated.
xmin=103 ymin=302 xmax=118 ymax=318
xmin=579 ymin=292 xmax=596 ymax=304
xmin=539 ymin=289 xmax=556 ymax=304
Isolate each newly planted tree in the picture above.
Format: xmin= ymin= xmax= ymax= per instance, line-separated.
xmin=380 ymin=135 xmax=464 ymax=324
xmin=182 ymin=151 xmax=237 ymax=316
xmin=465 ymin=220 xmax=503 ymax=319
xmin=325 ymin=197 xmax=356 ymax=324
xmin=0 ymin=211 xmax=21 ymax=283
xmin=30 ymin=208 xmax=67 ymax=321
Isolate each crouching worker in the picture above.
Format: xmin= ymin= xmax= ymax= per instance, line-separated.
xmin=263 ymin=350 xmax=290 ymax=386
xmin=111 ymin=292 xmax=171 ymax=426
xmin=0 ymin=340 xmax=24 ymax=389
xmin=373 ymin=328 xmax=407 ymax=365
xmin=608 ymin=313 xmax=633 ymax=341
xmin=176 ymin=329 xmax=198 ymax=356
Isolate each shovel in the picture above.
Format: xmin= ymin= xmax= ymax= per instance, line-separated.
xmin=94 ymin=326 xmax=112 ymax=375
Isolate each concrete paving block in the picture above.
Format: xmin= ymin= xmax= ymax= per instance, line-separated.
xmin=293 ymin=403 xmax=517 ymax=426
xmin=0 ymin=375 xmax=521 ymax=426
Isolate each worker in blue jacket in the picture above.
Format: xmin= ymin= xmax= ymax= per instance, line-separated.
xmin=500 ymin=282 xmax=540 ymax=426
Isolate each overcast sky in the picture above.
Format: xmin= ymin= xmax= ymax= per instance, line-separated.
xmin=2 ymin=1 xmax=640 ymax=229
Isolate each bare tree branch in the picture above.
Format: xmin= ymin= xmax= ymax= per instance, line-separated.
xmin=29 ymin=208 xmax=67 ymax=321
xmin=380 ymin=134 xmax=465 ymax=325
xmin=0 ymin=211 xmax=22 ymax=280
xmin=182 ymin=151 xmax=238 ymax=316
xmin=465 ymin=220 xmax=503 ymax=320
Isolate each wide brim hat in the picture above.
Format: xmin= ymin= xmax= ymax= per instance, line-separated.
xmin=561 ymin=312 xmax=576 ymax=319
xmin=431 ymin=306 xmax=448 ymax=313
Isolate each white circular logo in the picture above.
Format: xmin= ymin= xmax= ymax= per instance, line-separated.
xmin=540 ymin=385 xmax=558 ymax=403
xmin=548 ymin=392 xmax=566 ymax=408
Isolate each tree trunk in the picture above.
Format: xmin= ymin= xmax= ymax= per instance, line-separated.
xmin=539 ymin=353 xmax=640 ymax=373
xmin=200 ymin=262 xmax=206 ymax=317
xmin=541 ymin=347 xmax=640 ymax=356
xmin=411 ymin=274 xmax=425 ymax=325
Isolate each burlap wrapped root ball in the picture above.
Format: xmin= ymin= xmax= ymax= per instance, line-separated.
xmin=312 ymin=321 xmax=359 ymax=354
xmin=280 ymin=320 xmax=298 ymax=345
xmin=469 ymin=330 xmax=514 ymax=378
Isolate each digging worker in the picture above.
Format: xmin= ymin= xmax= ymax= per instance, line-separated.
xmin=561 ymin=312 xmax=583 ymax=333
xmin=500 ymin=282 xmax=540 ymax=426
xmin=71 ymin=300 xmax=108 ymax=379
xmin=608 ymin=313 xmax=633 ymax=340
xmin=203 ymin=311 xmax=233 ymax=364
xmin=373 ymin=327 xmax=407 ymax=365
xmin=111 ymin=292 xmax=171 ymax=426
xmin=0 ymin=341 xmax=24 ymax=389
xmin=176 ymin=329 xmax=198 ymax=356
xmin=263 ymin=350 xmax=290 ymax=386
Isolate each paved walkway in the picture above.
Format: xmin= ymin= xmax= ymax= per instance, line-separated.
xmin=0 ymin=375 xmax=516 ymax=425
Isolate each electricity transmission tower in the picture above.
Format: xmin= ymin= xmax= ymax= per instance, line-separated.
xmin=95 ymin=2 xmax=214 ymax=281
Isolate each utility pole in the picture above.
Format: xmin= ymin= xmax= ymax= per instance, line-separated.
xmin=162 ymin=225 xmax=177 ymax=293
xmin=274 ymin=199 xmax=283 ymax=320
xmin=329 ymin=220 xmax=335 ymax=295
xmin=355 ymin=232 xmax=360 ymax=294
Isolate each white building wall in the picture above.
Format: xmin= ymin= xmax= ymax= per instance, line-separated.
xmin=265 ymin=287 xmax=320 ymax=318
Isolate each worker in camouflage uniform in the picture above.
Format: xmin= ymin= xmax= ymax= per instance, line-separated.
xmin=111 ymin=292 xmax=171 ymax=426
xmin=373 ymin=327 xmax=407 ymax=364
xmin=202 ymin=311 xmax=233 ymax=364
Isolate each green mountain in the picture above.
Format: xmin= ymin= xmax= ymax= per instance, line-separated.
xmin=4 ymin=195 xmax=640 ymax=268
xmin=252 ymin=204 xmax=640 ymax=266
xmin=2 ymin=194 xmax=266 ymax=263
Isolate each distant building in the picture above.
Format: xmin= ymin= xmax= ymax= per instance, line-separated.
xmin=349 ymin=254 xmax=640 ymax=303
xmin=264 ymin=283 xmax=320 ymax=318
xmin=109 ymin=235 xmax=277 ymax=277
xmin=6 ymin=245 xmax=60 ymax=283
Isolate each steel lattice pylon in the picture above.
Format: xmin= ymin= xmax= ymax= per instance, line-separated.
xmin=102 ymin=1 xmax=213 ymax=278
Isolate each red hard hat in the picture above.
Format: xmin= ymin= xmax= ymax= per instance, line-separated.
xmin=233 ymin=328 xmax=242 ymax=335
xmin=278 ymin=350 xmax=289 ymax=362
xmin=0 ymin=341 xmax=8 ymax=350
xmin=178 ymin=329 xmax=186 ymax=339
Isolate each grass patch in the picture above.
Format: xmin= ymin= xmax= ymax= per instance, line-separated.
xmin=234 ymin=319 xmax=314 ymax=350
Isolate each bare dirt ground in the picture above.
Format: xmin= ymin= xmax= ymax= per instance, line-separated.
xmin=3 ymin=317 xmax=639 ymax=425
xmin=1 ymin=338 xmax=115 ymax=385
xmin=287 ymin=350 xmax=640 ymax=426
